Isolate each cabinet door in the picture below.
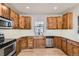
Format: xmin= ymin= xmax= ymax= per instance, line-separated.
xmin=72 ymin=41 xmax=79 ymax=56
xmin=63 ymin=13 xmax=73 ymax=29
xmin=34 ymin=39 xmax=37 ymax=48
xmin=38 ymin=38 xmax=45 ymax=48
xmin=16 ymin=39 xmax=21 ymax=55
xmin=72 ymin=45 xmax=79 ymax=56
xmin=53 ymin=37 xmax=62 ymax=49
xmin=19 ymin=16 xmax=25 ymax=29
xmin=67 ymin=13 xmax=73 ymax=29
xmin=20 ymin=37 xmax=28 ymax=49
xmin=61 ymin=39 xmax=67 ymax=53
xmin=67 ymin=40 xmax=73 ymax=56
xmin=25 ymin=16 xmax=31 ymax=29
xmin=47 ymin=17 xmax=57 ymax=29
xmin=57 ymin=37 xmax=62 ymax=49
xmin=27 ymin=37 xmax=34 ymax=49
xmin=0 ymin=3 xmax=10 ymax=19
xmin=57 ymin=17 xmax=63 ymax=29
xmin=63 ymin=14 xmax=67 ymax=29
xmin=10 ymin=10 xmax=19 ymax=29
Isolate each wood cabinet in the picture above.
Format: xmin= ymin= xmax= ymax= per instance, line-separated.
xmin=53 ymin=37 xmax=62 ymax=49
xmin=27 ymin=37 xmax=34 ymax=49
xmin=63 ymin=12 xmax=73 ymax=29
xmin=16 ymin=39 xmax=21 ymax=55
xmin=47 ymin=17 xmax=57 ymax=29
xmin=19 ymin=16 xmax=25 ymax=29
xmin=0 ymin=3 xmax=10 ymax=19
xmin=20 ymin=37 xmax=28 ymax=49
xmin=19 ymin=16 xmax=31 ymax=29
xmin=57 ymin=16 xmax=63 ymax=29
xmin=72 ymin=42 xmax=79 ymax=56
xmin=47 ymin=16 xmax=63 ymax=29
xmin=34 ymin=37 xmax=45 ymax=48
xmin=38 ymin=37 xmax=45 ymax=48
xmin=67 ymin=40 xmax=73 ymax=56
xmin=25 ymin=16 xmax=31 ymax=29
xmin=61 ymin=38 xmax=67 ymax=54
xmin=10 ymin=9 xmax=19 ymax=29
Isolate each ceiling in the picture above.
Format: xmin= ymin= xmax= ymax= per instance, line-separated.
xmin=6 ymin=3 xmax=79 ymax=15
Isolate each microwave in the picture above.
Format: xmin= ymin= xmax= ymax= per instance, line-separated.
xmin=0 ymin=17 xmax=13 ymax=29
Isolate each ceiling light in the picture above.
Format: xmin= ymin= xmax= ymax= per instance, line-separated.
xmin=26 ymin=6 xmax=30 ymax=9
xmin=54 ymin=6 xmax=57 ymax=10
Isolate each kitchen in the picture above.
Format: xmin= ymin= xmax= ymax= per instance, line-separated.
xmin=0 ymin=3 xmax=79 ymax=56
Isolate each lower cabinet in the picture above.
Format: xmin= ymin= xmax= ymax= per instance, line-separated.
xmin=53 ymin=36 xmax=79 ymax=56
xmin=68 ymin=40 xmax=79 ymax=56
xmin=53 ymin=37 xmax=62 ymax=49
xmin=20 ymin=37 xmax=28 ymax=50
xmin=16 ymin=39 xmax=21 ymax=55
xmin=61 ymin=38 xmax=67 ymax=54
xmin=66 ymin=40 xmax=73 ymax=56
xmin=72 ymin=44 xmax=79 ymax=56
xmin=27 ymin=37 xmax=34 ymax=49
xmin=38 ymin=38 xmax=45 ymax=48
xmin=34 ymin=37 xmax=45 ymax=48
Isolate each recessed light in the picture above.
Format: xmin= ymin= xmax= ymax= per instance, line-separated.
xmin=26 ymin=6 xmax=30 ymax=9
xmin=54 ymin=6 xmax=57 ymax=10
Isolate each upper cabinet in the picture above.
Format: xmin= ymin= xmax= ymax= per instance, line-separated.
xmin=63 ymin=12 xmax=73 ymax=29
xmin=10 ymin=9 xmax=19 ymax=29
xmin=47 ymin=17 xmax=57 ymax=29
xmin=19 ymin=16 xmax=25 ymax=29
xmin=25 ymin=16 xmax=31 ymax=29
xmin=19 ymin=16 xmax=31 ymax=29
xmin=47 ymin=12 xmax=73 ymax=29
xmin=0 ymin=3 xmax=10 ymax=19
xmin=47 ymin=16 xmax=63 ymax=29
xmin=57 ymin=16 xmax=63 ymax=29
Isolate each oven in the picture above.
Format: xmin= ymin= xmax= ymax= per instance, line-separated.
xmin=4 ymin=42 xmax=16 ymax=56
xmin=0 ymin=39 xmax=16 ymax=56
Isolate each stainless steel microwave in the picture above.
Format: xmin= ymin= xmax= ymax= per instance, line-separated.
xmin=0 ymin=17 xmax=13 ymax=29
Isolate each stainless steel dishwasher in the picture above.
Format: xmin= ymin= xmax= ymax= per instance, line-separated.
xmin=45 ymin=36 xmax=53 ymax=48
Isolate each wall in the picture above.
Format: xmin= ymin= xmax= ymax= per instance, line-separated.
xmin=0 ymin=6 xmax=79 ymax=42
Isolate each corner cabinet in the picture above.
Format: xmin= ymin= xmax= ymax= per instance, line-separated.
xmin=0 ymin=3 xmax=10 ymax=19
xmin=19 ymin=16 xmax=32 ymax=29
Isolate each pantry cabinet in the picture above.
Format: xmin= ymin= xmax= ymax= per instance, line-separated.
xmin=0 ymin=3 xmax=10 ymax=19
xmin=63 ymin=12 xmax=73 ymax=29
xmin=19 ymin=16 xmax=31 ymax=29
xmin=10 ymin=9 xmax=19 ymax=29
